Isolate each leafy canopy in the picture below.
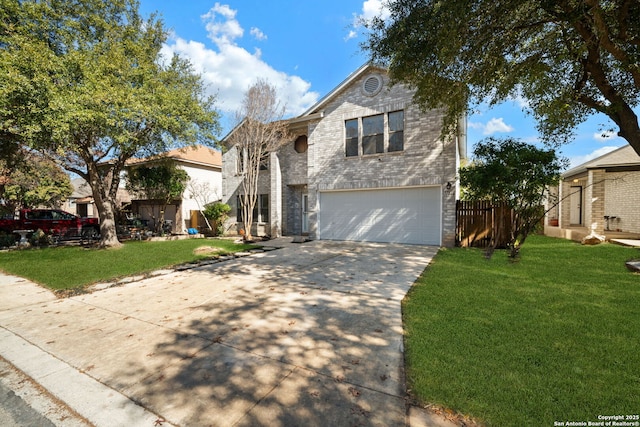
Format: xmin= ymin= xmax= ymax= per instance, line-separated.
xmin=365 ymin=0 xmax=640 ymax=154
xmin=460 ymin=137 xmax=567 ymax=257
xmin=0 ymin=0 xmax=220 ymax=247
xmin=2 ymin=150 xmax=72 ymax=210
xmin=126 ymin=162 xmax=189 ymax=205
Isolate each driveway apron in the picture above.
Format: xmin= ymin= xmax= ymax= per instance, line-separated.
xmin=0 ymin=240 xmax=438 ymax=427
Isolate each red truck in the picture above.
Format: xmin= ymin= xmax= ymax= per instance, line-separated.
xmin=0 ymin=209 xmax=100 ymax=241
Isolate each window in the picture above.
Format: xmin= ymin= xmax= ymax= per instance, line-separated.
xmin=345 ymin=119 xmax=359 ymax=157
xmin=344 ymin=110 xmax=404 ymax=157
xmin=294 ymin=135 xmax=308 ymax=153
xmin=388 ymin=111 xmax=404 ymax=152
xmin=236 ymin=194 xmax=269 ymax=223
xmin=237 ymin=147 xmax=245 ymax=174
xmin=259 ymin=194 xmax=269 ymax=223
xmin=259 ymin=153 xmax=269 ymax=171
xmin=362 ymin=114 xmax=384 ymax=154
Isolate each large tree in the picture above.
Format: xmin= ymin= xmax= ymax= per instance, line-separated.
xmin=0 ymin=0 xmax=219 ymax=247
xmin=460 ymin=137 xmax=567 ymax=258
xmin=364 ymin=0 xmax=640 ymax=155
xmin=226 ymin=79 xmax=291 ymax=242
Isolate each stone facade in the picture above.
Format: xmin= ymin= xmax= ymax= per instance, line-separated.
xmin=221 ymin=64 xmax=465 ymax=246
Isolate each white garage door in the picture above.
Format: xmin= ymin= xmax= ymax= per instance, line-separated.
xmin=319 ymin=187 xmax=441 ymax=245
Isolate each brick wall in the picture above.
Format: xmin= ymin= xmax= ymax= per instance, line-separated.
xmin=222 ymin=68 xmax=461 ymax=246
xmin=304 ymin=72 xmax=458 ymax=246
xmin=221 ymin=145 xmax=274 ymax=236
xmin=604 ymin=171 xmax=640 ymax=233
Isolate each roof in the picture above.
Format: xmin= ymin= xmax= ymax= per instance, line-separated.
xmin=220 ymin=64 xmax=382 ymax=145
xmin=70 ymin=178 xmax=92 ymax=198
xmin=220 ymin=62 xmax=467 ymax=160
xmin=563 ymin=145 xmax=640 ymax=178
xmin=128 ymin=145 xmax=222 ymax=169
xmin=297 ymin=62 xmax=386 ymax=119
xmin=164 ymin=145 xmax=222 ymax=168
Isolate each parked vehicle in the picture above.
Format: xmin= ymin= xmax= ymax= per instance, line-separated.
xmin=0 ymin=209 xmax=100 ymax=242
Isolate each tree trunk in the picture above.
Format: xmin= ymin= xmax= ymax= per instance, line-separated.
xmin=96 ymin=198 xmax=122 ymax=249
xmin=617 ymin=110 xmax=640 ymax=157
xmin=86 ymin=167 xmax=122 ymax=249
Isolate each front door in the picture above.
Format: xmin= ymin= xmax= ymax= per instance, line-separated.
xmin=569 ymin=186 xmax=582 ymax=225
xmin=301 ymin=193 xmax=309 ymax=234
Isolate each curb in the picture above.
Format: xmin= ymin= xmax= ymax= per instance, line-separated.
xmin=0 ymin=328 xmax=172 ymax=427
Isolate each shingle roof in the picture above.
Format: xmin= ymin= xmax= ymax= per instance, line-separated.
xmin=563 ymin=145 xmax=640 ymax=178
xmin=127 ymin=145 xmax=222 ymax=168
xmin=164 ymin=145 xmax=222 ymax=167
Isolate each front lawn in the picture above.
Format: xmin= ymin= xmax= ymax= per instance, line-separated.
xmin=404 ymin=235 xmax=640 ymax=426
xmin=0 ymin=238 xmax=256 ymax=290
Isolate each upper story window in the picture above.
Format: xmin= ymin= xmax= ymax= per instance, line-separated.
xmin=388 ymin=111 xmax=404 ymax=152
xmin=259 ymin=153 xmax=269 ymax=171
xmin=236 ymin=146 xmax=269 ymax=173
xmin=345 ymin=110 xmax=404 ymax=157
xmin=236 ymin=147 xmax=245 ymax=174
xmin=345 ymin=119 xmax=359 ymax=157
xmin=362 ymin=114 xmax=384 ymax=155
xmin=294 ymin=135 xmax=308 ymax=153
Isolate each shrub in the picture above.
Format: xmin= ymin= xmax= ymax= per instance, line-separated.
xmin=0 ymin=232 xmax=16 ymax=248
xmin=203 ymin=202 xmax=231 ymax=236
xmin=29 ymin=229 xmax=52 ymax=246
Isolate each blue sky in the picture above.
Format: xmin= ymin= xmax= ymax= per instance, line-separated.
xmin=138 ymin=0 xmax=629 ymax=168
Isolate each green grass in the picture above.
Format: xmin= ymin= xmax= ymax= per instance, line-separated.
xmin=0 ymin=238 xmax=256 ymax=290
xmin=404 ymin=235 xmax=640 ymax=426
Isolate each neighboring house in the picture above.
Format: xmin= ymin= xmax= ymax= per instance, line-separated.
xmin=125 ymin=145 xmax=222 ymax=234
xmin=222 ymin=63 xmax=467 ymax=246
xmin=548 ymin=144 xmax=640 ymax=238
xmin=61 ymin=178 xmax=98 ymax=218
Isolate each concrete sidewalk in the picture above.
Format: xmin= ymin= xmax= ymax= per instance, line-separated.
xmin=0 ymin=240 xmax=453 ymax=426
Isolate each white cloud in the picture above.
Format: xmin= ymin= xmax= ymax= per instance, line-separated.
xmin=201 ymin=3 xmax=243 ymax=44
xmin=593 ymin=129 xmax=618 ymax=142
xmin=569 ymin=145 xmax=622 ymax=169
xmin=348 ymin=0 xmax=391 ymax=40
xmin=361 ymin=0 xmax=391 ymax=21
xmin=469 ymin=117 xmax=514 ymax=135
xmin=161 ymin=4 xmax=319 ymax=123
xmin=250 ymin=27 xmax=267 ymax=41
xmin=344 ymin=30 xmax=357 ymax=41
xmin=485 ymin=118 xmax=514 ymax=134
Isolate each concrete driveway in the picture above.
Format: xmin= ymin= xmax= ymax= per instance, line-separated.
xmin=0 ymin=239 xmax=438 ymax=427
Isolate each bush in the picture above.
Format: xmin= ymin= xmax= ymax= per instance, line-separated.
xmin=29 ymin=229 xmax=52 ymax=246
xmin=0 ymin=232 xmax=16 ymax=248
xmin=203 ymin=202 xmax=231 ymax=236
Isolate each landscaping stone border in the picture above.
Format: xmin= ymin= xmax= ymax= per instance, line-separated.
xmin=56 ymin=246 xmax=282 ymax=297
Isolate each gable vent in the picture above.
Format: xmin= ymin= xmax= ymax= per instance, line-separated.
xmin=362 ymin=74 xmax=383 ymax=96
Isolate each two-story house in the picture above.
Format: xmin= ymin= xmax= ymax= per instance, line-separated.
xmin=222 ymin=63 xmax=466 ymax=246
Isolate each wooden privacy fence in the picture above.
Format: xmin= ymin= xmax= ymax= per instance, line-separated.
xmin=455 ymin=200 xmax=513 ymax=248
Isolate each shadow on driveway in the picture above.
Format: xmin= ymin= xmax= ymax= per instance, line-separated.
xmin=0 ymin=240 xmax=438 ymax=427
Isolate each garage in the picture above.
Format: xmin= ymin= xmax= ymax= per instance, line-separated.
xmin=318 ymin=186 xmax=441 ymax=245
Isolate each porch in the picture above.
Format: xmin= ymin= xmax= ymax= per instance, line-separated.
xmin=544 ymin=225 xmax=640 ymax=243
